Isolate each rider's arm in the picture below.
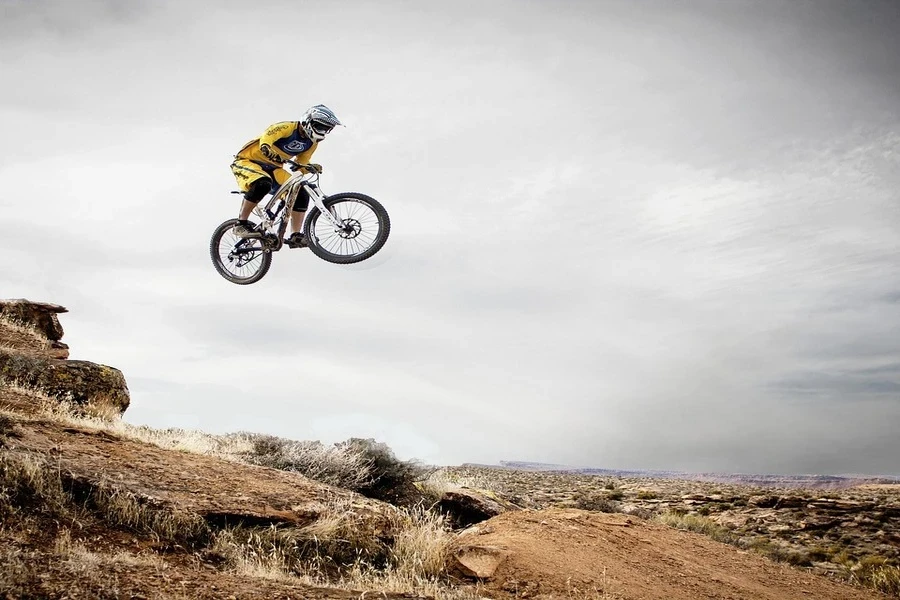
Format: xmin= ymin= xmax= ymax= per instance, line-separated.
xmin=293 ymin=142 xmax=317 ymax=166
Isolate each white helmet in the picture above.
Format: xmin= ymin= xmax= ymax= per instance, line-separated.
xmin=301 ymin=104 xmax=342 ymax=142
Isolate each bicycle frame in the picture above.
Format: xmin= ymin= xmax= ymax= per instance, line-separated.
xmin=251 ymin=166 xmax=346 ymax=247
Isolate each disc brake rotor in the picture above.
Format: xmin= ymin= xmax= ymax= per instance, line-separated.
xmin=337 ymin=218 xmax=362 ymax=239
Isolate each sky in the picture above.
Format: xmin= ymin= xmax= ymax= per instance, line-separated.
xmin=1 ymin=0 xmax=898 ymax=476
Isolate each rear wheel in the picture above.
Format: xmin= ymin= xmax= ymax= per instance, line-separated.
xmin=210 ymin=219 xmax=272 ymax=284
xmin=305 ymin=193 xmax=390 ymax=264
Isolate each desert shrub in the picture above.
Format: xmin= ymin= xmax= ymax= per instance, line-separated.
xmin=573 ymin=492 xmax=621 ymax=513
xmin=623 ymin=506 xmax=655 ymax=520
xmin=606 ymin=489 xmax=624 ymax=501
xmin=843 ymin=555 xmax=900 ymax=596
xmin=656 ymin=511 xmax=733 ymax=544
xmin=833 ymin=549 xmax=858 ymax=566
xmin=603 ymin=480 xmax=617 ymax=490
xmin=338 ymin=438 xmax=429 ymax=506
xmin=636 ymin=490 xmax=657 ymax=500
xmin=807 ymin=545 xmax=833 ymax=562
xmin=740 ymin=538 xmax=816 ymax=568
xmin=234 ymin=435 xmax=429 ymax=506
xmin=769 ymin=546 xmax=813 ymax=567
xmin=863 ymin=564 xmax=900 ymax=595
xmin=227 ymin=433 xmax=373 ymax=490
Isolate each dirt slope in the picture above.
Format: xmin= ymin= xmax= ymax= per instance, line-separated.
xmin=8 ymin=417 xmax=394 ymax=531
xmin=1 ymin=302 xmax=890 ymax=599
xmin=453 ymin=509 xmax=879 ymax=600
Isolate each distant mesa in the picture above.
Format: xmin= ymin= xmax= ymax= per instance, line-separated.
xmin=461 ymin=461 xmax=900 ymax=489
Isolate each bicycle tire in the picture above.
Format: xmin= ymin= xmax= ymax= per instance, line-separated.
xmin=305 ymin=193 xmax=391 ymax=264
xmin=210 ymin=219 xmax=273 ymax=285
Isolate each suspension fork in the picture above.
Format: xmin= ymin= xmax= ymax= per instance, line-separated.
xmin=304 ymin=184 xmax=346 ymax=230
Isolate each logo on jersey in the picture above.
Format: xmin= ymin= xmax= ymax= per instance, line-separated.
xmin=259 ymin=144 xmax=285 ymax=164
xmin=284 ymin=139 xmax=312 ymax=153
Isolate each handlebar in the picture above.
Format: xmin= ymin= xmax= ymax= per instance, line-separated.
xmin=285 ymin=160 xmax=321 ymax=174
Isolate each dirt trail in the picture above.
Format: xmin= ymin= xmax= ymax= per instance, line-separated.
xmin=454 ymin=509 xmax=878 ymax=600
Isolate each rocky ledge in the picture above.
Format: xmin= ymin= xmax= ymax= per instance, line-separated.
xmin=0 ymin=299 xmax=130 ymax=416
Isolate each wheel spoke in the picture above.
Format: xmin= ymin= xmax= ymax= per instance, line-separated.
xmin=311 ymin=200 xmax=382 ymax=258
xmin=212 ymin=224 xmax=269 ymax=282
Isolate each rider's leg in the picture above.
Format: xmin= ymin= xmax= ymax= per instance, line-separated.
xmin=233 ymin=178 xmax=272 ymax=238
xmin=286 ymin=187 xmax=311 ymax=247
xmin=239 ymin=198 xmax=258 ymax=222
xmin=290 ymin=210 xmax=305 ymax=234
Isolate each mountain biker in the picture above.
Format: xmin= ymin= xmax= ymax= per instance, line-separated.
xmin=230 ymin=104 xmax=342 ymax=248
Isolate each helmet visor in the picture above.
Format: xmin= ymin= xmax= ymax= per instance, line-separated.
xmin=310 ymin=121 xmax=335 ymax=136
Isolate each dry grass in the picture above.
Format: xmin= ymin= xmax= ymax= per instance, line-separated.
xmin=655 ymin=510 xmax=735 ymax=544
xmin=208 ymin=499 xmax=466 ymax=598
xmin=54 ymin=528 xmax=166 ymax=570
xmin=9 ymin=400 xmax=374 ymax=492
xmin=0 ymin=451 xmax=70 ymax=519
xmin=211 ymin=496 xmax=393 ymax=578
xmin=656 ymin=509 xmax=900 ymax=598
xmin=0 ymin=315 xmax=50 ymax=350
xmin=389 ymin=504 xmax=453 ymax=579
xmin=0 ymin=404 xmax=471 ymax=596
xmin=421 ymin=467 xmax=505 ymax=496
xmin=91 ymin=487 xmax=210 ymax=546
xmin=847 ymin=558 xmax=900 ymax=595
xmin=0 ymin=450 xmax=210 ymax=549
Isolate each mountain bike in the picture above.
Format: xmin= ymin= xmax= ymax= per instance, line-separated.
xmin=210 ymin=162 xmax=391 ymax=284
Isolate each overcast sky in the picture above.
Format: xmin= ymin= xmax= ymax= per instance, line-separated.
xmin=2 ymin=0 xmax=898 ymax=476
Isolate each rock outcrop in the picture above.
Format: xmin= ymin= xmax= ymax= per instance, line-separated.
xmin=0 ymin=299 xmax=129 ymax=416
xmin=435 ymin=488 xmax=519 ymax=529
xmin=0 ymin=299 xmax=67 ymax=341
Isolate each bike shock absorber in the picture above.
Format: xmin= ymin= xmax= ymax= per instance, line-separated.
xmin=266 ymin=199 xmax=285 ymax=220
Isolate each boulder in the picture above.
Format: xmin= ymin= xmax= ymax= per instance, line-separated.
xmin=0 ymin=350 xmax=129 ymax=415
xmin=49 ymin=341 xmax=70 ymax=360
xmin=449 ymin=544 xmax=508 ymax=580
xmin=0 ymin=299 xmax=67 ymax=341
xmin=436 ymin=488 xmax=518 ymax=528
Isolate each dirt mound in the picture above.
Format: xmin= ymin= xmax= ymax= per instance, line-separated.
xmin=451 ymin=508 xmax=876 ymax=600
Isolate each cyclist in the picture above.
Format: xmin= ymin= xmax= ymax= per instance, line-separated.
xmin=230 ymin=104 xmax=342 ymax=248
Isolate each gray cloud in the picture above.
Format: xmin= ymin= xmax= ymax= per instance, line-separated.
xmin=2 ymin=0 xmax=898 ymax=475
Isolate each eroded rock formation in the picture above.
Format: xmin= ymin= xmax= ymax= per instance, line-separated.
xmin=0 ymin=299 xmax=129 ymax=415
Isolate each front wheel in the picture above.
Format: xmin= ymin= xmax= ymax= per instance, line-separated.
xmin=210 ymin=219 xmax=272 ymax=284
xmin=305 ymin=193 xmax=391 ymax=264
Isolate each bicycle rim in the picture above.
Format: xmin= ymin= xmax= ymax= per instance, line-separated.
xmin=210 ymin=220 xmax=272 ymax=284
xmin=306 ymin=194 xmax=390 ymax=264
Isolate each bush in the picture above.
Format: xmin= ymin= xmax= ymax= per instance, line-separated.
xmin=228 ymin=433 xmax=373 ymax=491
xmin=863 ymin=564 xmax=900 ymax=595
xmin=338 ymin=438 xmax=429 ymax=506
xmin=573 ymin=492 xmax=621 ymax=513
